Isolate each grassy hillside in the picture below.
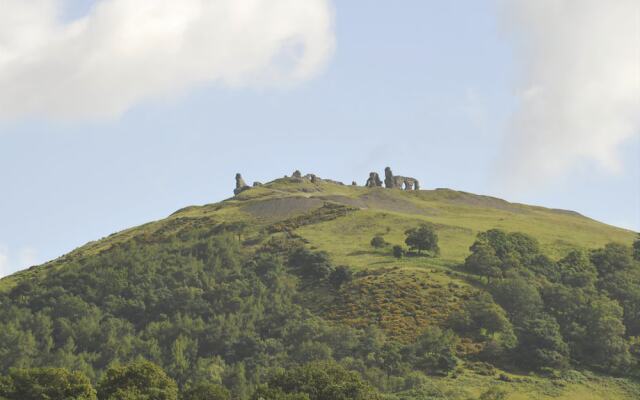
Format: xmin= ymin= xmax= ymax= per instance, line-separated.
xmin=1 ymin=175 xmax=638 ymax=399
xmin=3 ymin=176 xmax=631 ymax=292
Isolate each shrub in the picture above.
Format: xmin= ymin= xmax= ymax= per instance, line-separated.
xmin=392 ymin=245 xmax=404 ymax=259
xmin=370 ymin=235 xmax=387 ymax=248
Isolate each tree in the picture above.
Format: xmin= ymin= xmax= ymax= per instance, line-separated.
xmin=447 ymin=293 xmax=515 ymax=347
xmin=392 ymin=245 xmax=404 ymax=259
xmin=515 ymin=315 xmax=569 ymax=370
xmin=183 ymin=382 xmax=230 ymax=400
xmin=404 ymin=225 xmax=439 ymax=256
xmin=370 ymin=235 xmax=387 ymax=248
xmin=261 ymin=361 xmax=380 ymax=400
xmin=633 ymin=235 xmax=640 ymax=261
xmin=590 ymin=243 xmax=633 ymax=277
xmin=97 ymin=360 xmax=178 ymax=400
xmin=490 ymin=278 xmax=543 ymax=324
xmin=558 ymin=250 xmax=597 ymax=288
xmin=328 ymin=266 xmax=353 ymax=289
xmin=288 ymin=248 xmax=334 ymax=282
xmin=464 ymin=243 xmax=502 ymax=281
xmin=0 ymin=367 xmax=96 ymax=400
xmin=403 ymin=327 xmax=458 ymax=375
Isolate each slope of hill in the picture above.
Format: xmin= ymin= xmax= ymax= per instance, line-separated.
xmin=1 ymin=174 xmax=638 ymax=399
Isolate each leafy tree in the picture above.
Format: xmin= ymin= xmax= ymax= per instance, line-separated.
xmin=577 ymin=296 xmax=631 ymax=372
xmin=558 ymin=250 xmax=597 ymax=288
xmin=464 ymin=243 xmax=502 ymax=281
xmin=465 ymin=229 xmax=543 ymax=279
xmin=590 ymin=242 xmax=633 ymax=277
xmin=599 ymin=270 xmax=640 ymax=337
xmin=447 ymin=293 xmax=514 ymax=344
xmin=251 ymin=386 xmax=310 ymax=400
xmin=633 ymin=235 xmax=640 ymax=261
xmin=182 ymin=382 xmax=230 ymax=400
xmin=402 ymin=327 xmax=458 ymax=375
xmin=288 ymin=248 xmax=334 ymax=282
xmin=515 ymin=315 xmax=569 ymax=370
xmin=404 ymin=225 xmax=439 ymax=256
xmin=261 ymin=361 xmax=380 ymax=400
xmin=370 ymin=235 xmax=387 ymax=248
xmin=0 ymin=367 xmax=96 ymax=400
xmin=490 ymin=278 xmax=543 ymax=324
xmin=97 ymin=360 xmax=178 ymax=400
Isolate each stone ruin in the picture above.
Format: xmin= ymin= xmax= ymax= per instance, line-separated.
xmin=233 ymin=167 xmax=419 ymax=195
xmin=364 ymin=167 xmax=420 ymax=190
xmin=234 ymin=173 xmax=251 ymax=195
xmin=384 ymin=167 xmax=419 ymax=190
xmin=365 ymin=172 xmax=383 ymax=188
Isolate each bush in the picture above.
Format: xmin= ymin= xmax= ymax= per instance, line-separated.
xmin=392 ymin=245 xmax=404 ymax=259
xmin=328 ymin=266 xmax=353 ymax=289
xmin=370 ymin=235 xmax=388 ymax=248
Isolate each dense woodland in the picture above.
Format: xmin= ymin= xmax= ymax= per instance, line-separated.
xmin=0 ymin=222 xmax=639 ymax=399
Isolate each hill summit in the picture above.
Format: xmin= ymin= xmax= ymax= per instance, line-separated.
xmin=0 ymin=169 xmax=638 ymax=400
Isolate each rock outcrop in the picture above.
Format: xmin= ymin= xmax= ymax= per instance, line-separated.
xmin=234 ymin=173 xmax=251 ymax=195
xmin=365 ymin=172 xmax=383 ymax=188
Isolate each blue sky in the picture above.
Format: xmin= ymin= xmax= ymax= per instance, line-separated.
xmin=1 ymin=0 xmax=638 ymax=277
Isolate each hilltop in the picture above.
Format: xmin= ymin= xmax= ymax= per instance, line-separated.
xmin=0 ymin=169 xmax=638 ymax=400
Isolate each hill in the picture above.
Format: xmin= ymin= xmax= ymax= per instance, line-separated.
xmin=0 ymin=172 xmax=638 ymax=400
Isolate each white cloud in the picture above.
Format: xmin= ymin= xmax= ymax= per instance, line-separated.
xmin=0 ymin=0 xmax=335 ymax=120
xmin=497 ymin=0 xmax=640 ymax=189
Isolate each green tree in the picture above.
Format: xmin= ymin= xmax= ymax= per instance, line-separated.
xmin=97 ymin=360 xmax=178 ymax=400
xmin=288 ymin=248 xmax=334 ymax=282
xmin=464 ymin=243 xmax=502 ymax=281
xmin=0 ymin=367 xmax=96 ymax=400
xmin=447 ymin=293 xmax=514 ymax=343
xmin=590 ymin=242 xmax=633 ymax=277
xmin=402 ymin=327 xmax=458 ymax=375
xmin=404 ymin=225 xmax=439 ymax=256
xmin=558 ymin=250 xmax=597 ymax=288
xmin=182 ymin=382 xmax=230 ymax=400
xmin=262 ymin=361 xmax=380 ymax=400
xmin=515 ymin=315 xmax=569 ymax=370
xmin=490 ymin=278 xmax=543 ymax=324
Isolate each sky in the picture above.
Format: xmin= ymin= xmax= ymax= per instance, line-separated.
xmin=1 ymin=0 xmax=639 ymax=277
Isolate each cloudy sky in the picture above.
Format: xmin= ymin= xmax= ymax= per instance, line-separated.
xmin=1 ymin=0 xmax=639 ymax=277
